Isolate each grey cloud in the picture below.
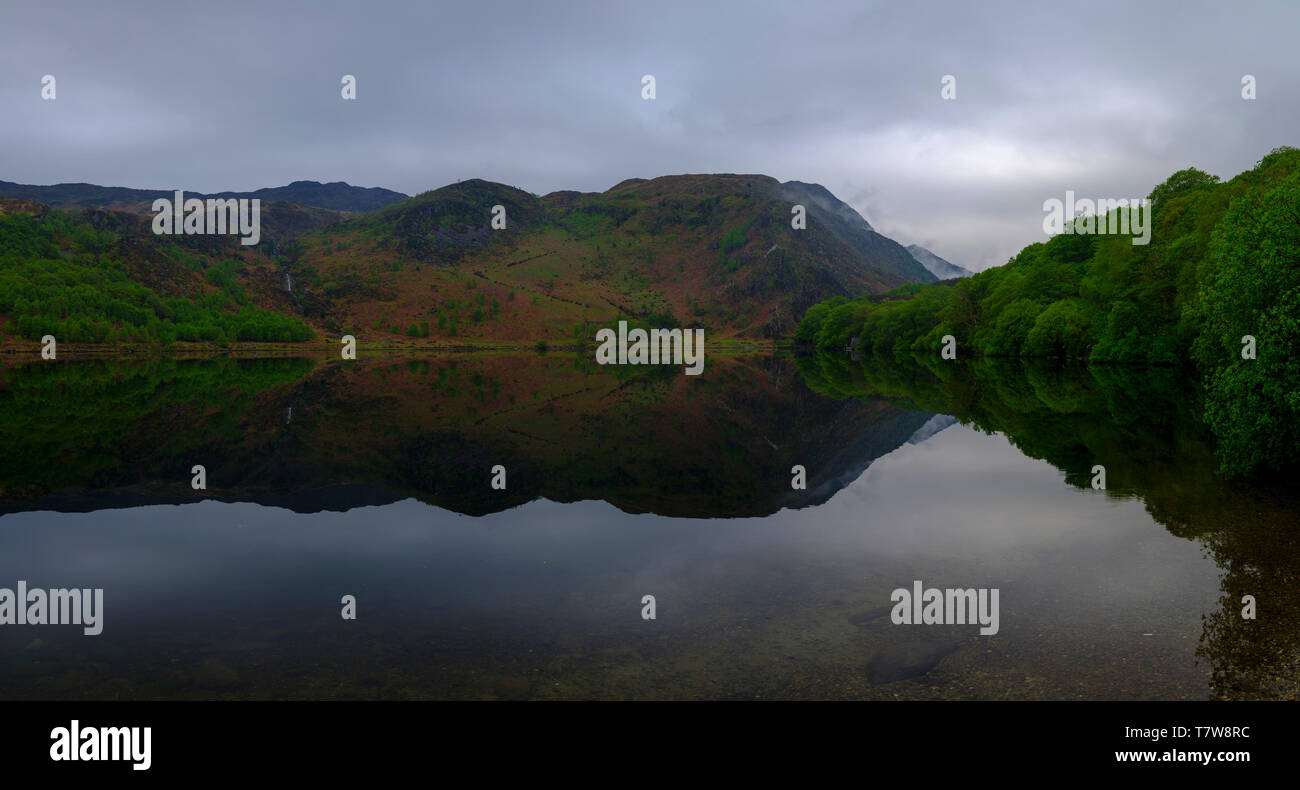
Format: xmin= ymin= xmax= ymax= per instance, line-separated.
xmin=1 ymin=0 xmax=1294 ymax=270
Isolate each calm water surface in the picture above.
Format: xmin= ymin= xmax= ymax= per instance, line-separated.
xmin=0 ymin=352 xmax=1295 ymax=699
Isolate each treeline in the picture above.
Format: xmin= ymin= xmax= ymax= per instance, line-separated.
xmin=0 ymin=209 xmax=314 ymax=344
xmin=797 ymin=351 xmax=1217 ymax=519
xmin=796 ymin=147 xmax=1300 ymax=475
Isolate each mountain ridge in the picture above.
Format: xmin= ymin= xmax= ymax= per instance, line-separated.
xmin=0 ymin=179 xmax=409 ymax=213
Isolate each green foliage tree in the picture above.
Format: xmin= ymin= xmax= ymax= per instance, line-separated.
xmin=987 ymin=298 xmax=1042 ymax=356
xmin=1197 ymin=171 xmax=1300 ymax=474
xmin=1023 ymin=300 xmax=1095 ymax=358
xmin=1148 ymin=167 xmax=1220 ymax=212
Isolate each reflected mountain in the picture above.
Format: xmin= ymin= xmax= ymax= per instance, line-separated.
xmin=0 ymin=353 xmax=932 ymax=519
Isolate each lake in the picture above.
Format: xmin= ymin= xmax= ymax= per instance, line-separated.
xmin=1 ymin=351 xmax=1296 ymax=700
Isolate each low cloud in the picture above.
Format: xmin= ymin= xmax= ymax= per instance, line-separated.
xmin=2 ymin=0 xmax=1294 ymax=271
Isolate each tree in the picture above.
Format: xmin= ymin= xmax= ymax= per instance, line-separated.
xmin=1198 ymin=172 xmax=1300 ymax=474
xmin=1147 ymin=167 xmax=1220 ymax=212
xmin=987 ymin=299 xmax=1042 ymax=357
xmin=1023 ymin=300 xmax=1095 ymax=359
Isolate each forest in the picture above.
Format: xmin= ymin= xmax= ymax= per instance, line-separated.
xmin=796 ymin=147 xmax=1300 ymax=476
xmin=0 ymin=209 xmax=313 ymax=344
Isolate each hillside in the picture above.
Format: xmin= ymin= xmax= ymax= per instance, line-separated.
xmin=291 ymin=173 xmax=933 ymax=340
xmin=0 ymin=173 xmax=932 ymax=345
xmin=0 ymin=199 xmax=339 ymax=344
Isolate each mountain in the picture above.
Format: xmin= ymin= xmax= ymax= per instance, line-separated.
xmin=779 ymin=182 xmax=934 ymax=284
xmin=0 ymin=172 xmax=935 ymax=344
xmin=296 ymin=173 xmax=936 ymax=339
xmin=0 ymin=179 xmax=408 ymax=213
xmin=905 ymin=244 xmax=972 ymax=279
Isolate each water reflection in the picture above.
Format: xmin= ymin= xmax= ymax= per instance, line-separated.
xmin=0 ymin=352 xmax=1295 ymax=699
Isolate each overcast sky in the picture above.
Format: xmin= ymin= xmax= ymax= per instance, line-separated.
xmin=2 ymin=0 xmax=1295 ymax=270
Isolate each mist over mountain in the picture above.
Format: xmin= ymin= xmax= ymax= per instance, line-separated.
xmin=905 ymin=244 xmax=972 ymax=279
xmin=778 ymin=181 xmax=934 ymax=285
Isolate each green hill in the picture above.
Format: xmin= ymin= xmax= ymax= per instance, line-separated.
xmin=797 ymin=146 xmax=1300 ymax=475
xmin=0 ymin=200 xmax=320 ymax=344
